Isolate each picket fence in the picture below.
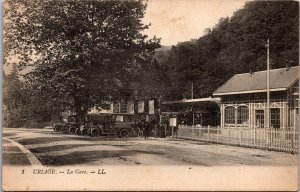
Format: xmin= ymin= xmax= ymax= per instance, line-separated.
xmin=176 ymin=125 xmax=298 ymax=153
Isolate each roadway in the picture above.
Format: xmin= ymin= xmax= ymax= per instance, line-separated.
xmin=3 ymin=127 xmax=298 ymax=166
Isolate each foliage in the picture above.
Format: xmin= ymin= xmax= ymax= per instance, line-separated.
xmin=157 ymin=1 xmax=299 ymax=100
xmin=3 ymin=64 xmax=61 ymax=127
xmin=4 ymin=0 xmax=160 ymax=122
xmin=3 ymin=64 xmax=26 ymax=127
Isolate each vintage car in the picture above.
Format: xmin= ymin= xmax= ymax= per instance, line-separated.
xmin=54 ymin=113 xmax=161 ymax=138
xmin=53 ymin=116 xmax=79 ymax=134
xmin=83 ymin=114 xmax=137 ymax=138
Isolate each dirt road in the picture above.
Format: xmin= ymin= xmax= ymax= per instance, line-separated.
xmin=3 ymin=127 xmax=298 ymax=166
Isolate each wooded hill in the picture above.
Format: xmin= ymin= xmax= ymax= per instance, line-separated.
xmin=138 ymin=1 xmax=299 ymax=100
xmin=3 ymin=1 xmax=299 ymax=127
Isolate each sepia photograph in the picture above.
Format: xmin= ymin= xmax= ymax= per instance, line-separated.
xmin=2 ymin=0 xmax=299 ymax=191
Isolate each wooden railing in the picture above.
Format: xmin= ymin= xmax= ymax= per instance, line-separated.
xmin=176 ymin=125 xmax=298 ymax=153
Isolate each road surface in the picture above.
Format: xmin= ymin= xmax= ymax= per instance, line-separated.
xmin=3 ymin=127 xmax=298 ymax=166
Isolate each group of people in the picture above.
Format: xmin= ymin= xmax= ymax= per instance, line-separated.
xmin=140 ymin=119 xmax=176 ymax=139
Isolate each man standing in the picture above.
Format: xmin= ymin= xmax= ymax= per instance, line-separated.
xmin=144 ymin=121 xmax=149 ymax=139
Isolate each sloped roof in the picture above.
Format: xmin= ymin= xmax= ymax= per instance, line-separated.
xmin=213 ymin=66 xmax=299 ymax=96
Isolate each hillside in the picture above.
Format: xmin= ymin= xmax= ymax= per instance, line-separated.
xmin=153 ymin=46 xmax=172 ymax=64
xmin=154 ymin=1 xmax=299 ymax=100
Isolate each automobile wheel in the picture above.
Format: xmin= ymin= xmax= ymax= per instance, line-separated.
xmin=153 ymin=130 xmax=159 ymax=138
xmin=119 ymin=129 xmax=129 ymax=138
xmin=81 ymin=128 xmax=88 ymax=135
xmin=68 ymin=126 xmax=76 ymax=134
xmin=75 ymin=128 xmax=81 ymax=135
xmin=59 ymin=126 xmax=64 ymax=132
xmin=62 ymin=126 xmax=68 ymax=133
xmin=138 ymin=130 xmax=143 ymax=137
xmin=90 ymin=129 xmax=99 ymax=137
xmin=98 ymin=128 xmax=104 ymax=136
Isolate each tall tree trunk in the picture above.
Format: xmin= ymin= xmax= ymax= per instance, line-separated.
xmin=74 ymin=96 xmax=88 ymax=125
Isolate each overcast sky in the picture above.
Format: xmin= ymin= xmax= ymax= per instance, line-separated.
xmin=4 ymin=0 xmax=247 ymax=74
xmin=143 ymin=0 xmax=247 ymax=46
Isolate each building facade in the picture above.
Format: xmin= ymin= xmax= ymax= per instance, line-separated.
xmin=213 ymin=66 xmax=299 ymax=130
xmin=161 ymin=98 xmax=220 ymax=126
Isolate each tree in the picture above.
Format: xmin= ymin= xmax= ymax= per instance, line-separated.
xmin=4 ymin=0 xmax=160 ymax=123
xmin=3 ymin=64 xmax=27 ymax=127
xmin=163 ymin=1 xmax=298 ymax=100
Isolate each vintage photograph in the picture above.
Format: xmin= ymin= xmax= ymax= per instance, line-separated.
xmin=2 ymin=0 xmax=299 ymax=191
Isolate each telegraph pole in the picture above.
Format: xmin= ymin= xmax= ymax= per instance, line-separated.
xmin=191 ymin=82 xmax=194 ymax=126
xmin=191 ymin=82 xmax=194 ymax=99
xmin=266 ymin=39 xmax=270 ymax=128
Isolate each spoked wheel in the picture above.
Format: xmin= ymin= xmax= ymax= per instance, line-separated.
xmin=90 ymin=129 xmax=99 ymax=137
xmin=81 ymin=128 xmax=88 ymax=135
xmin=75 ymin=128 xmax=81 ymax=135
xmin=138 ymin=130 xmax=143 ymax=137
xmin=119 ymin=129 xmax=129 ymax=138
xmin=68 ymin=126 xmax=76 ymax=134
xmin=62 ymin=126 xmax=69 ymax=134
xmin=153 ymin=130 xmax=160 ymax=138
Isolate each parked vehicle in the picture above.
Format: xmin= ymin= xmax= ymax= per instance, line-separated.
xmin=53 ymin=115 xmax=80 ymax=134
xmin=53 ymin=113 xmax=161 ymax=138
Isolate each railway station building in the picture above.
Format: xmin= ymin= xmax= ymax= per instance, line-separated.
xmin=213 ymin=66 xmax=299 ymax=130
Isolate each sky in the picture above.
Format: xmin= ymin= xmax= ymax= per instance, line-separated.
xmin=142 ymin=0 xmax=247 ymax=46
xmin=4 ymin=0 xmax=247 ymax=74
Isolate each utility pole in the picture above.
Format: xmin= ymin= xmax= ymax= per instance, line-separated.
xmin=266 ymin=39 xmax=270 ymax=128
xmin=191 ymin=82 xmax=194 ymax=99
xmin=191 ymin=82 xmax=194 ymax=126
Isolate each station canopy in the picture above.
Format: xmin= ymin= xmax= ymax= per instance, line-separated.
xmin=162 ymin=97 xmax=220 ymax=114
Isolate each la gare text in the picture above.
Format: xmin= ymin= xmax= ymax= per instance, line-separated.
xmin=33 ymin=169 xmax=106 ymax=175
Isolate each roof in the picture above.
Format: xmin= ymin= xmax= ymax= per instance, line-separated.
xmin=213 ymin=66 xmax=299 ymax=96
xmin=162 ymin=97 xmax=221 ymax=105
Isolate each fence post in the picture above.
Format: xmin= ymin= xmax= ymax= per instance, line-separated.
xmin=254 ymin=126 xmax=256 ymax=146
xmin=208 ymin=125 xmax=210 ymax=141
xmin=217 ymin=125 xmax=219 ymax=142
xmin=291 ymin=126 xmax=295 ymax=153
xmin=197 ymin=126 xmax=200 ymax=141
xmin=165 ymin=126 xmax=167 ymax=138
xmin=266 ymin=127 xmax=269 ymax=149
xmin=228 ymin=127 xmax=230 ymax=143
xmin=239 ymin=127 xmax=242 ymax=145
xmin=270 ymin=126 xmax=273 ymax=149
xmin=294 ymin=126 xmax=297 ymax=154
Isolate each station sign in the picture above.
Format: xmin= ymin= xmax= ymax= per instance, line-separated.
xmin=149 ymin=100 xmax=155 ymax=114
xmin=138 ymin=100 xmax=144 ymax=113
xmin=127 ymin=101 xmax=135 ymax=114
xmin=169 ymin=117 xmax=177 ymax=127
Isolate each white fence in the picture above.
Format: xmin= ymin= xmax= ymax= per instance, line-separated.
xmin=176 ymin=125 xmax=298 ymax=153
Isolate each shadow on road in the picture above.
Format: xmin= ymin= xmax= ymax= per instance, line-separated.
xmin=37 ymin=149 xmax=164 ymax=166
xmin=29 ymin=144 xmax=102 ymax=153
xmin=17 ymin=135 xmax=145 ymax=146
xmin=3 ymin=145 xmax=31 ymax=166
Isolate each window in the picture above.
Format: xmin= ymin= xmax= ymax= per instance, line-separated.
xmin=255 ymin=110 xmax=264 ymax=128
xmin=68 ymin=116 xmax=76 ymax=124
xmin=237 ymin=106 xmax=249 ymax=126
xmin=116 ymin=115 xmax=124 ymax=122
xmin=270 ymin=108 xmax=280 ymax=129
xmin=225 ymin=106 xmax=235 ymax=124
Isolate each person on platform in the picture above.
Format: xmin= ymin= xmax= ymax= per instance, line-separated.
xmin=144 ymin=121 xmax=149 ymax=139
